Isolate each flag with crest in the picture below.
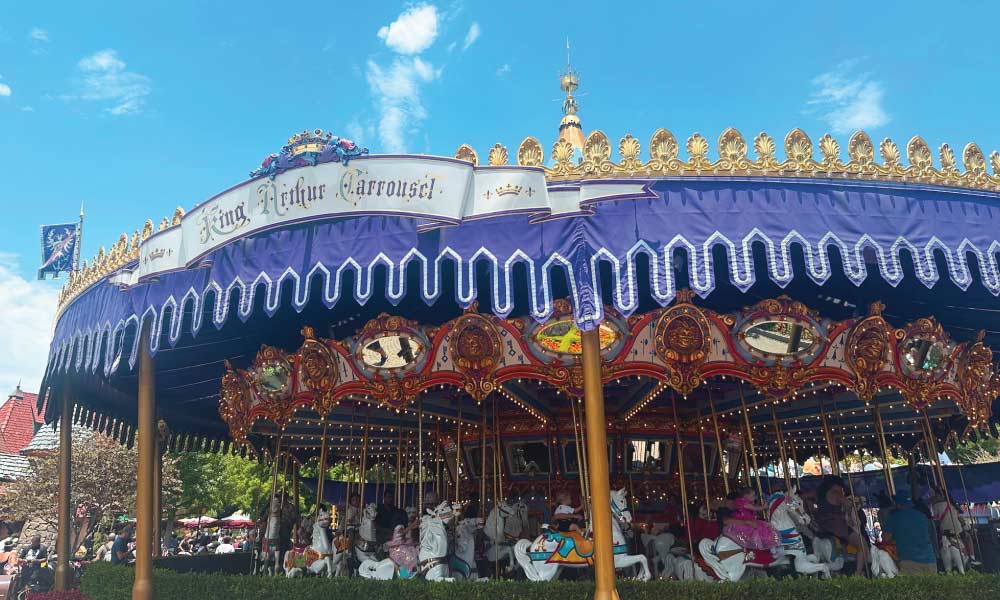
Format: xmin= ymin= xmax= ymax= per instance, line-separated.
xmin=38 ymin=222 xmax=79 ymax=280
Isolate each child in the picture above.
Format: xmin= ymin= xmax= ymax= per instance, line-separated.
xmin=722 ymin=488 xmax=782 ymax=553
xmin=553 ymin=492 xmax=585 ymax=532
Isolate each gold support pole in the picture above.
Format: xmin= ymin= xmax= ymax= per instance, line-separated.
xmin=578 ymin=398 xmax=591 ymax=513
xmin=359 ymin=409 xmax=370 ymax=514
xmin=818 ymin=397 xmax=841 ymax=476
xmin=787 ymin=433 xmax=801 ymax=488
xmin=956 ymin=461 xmax=983 ymax=560
xmin=672 ymin=394 xmax=694 ymax=554
xmin=435 ymin=423 xmax=442 ymax=497
xmin=418 ymin=397 xmax=424 ymax=513
xmin=697 ymin=407 xmax=711 ymax=513
xmin=132 ymin=324 xmax=155 ymax=600
xmin=480 ymin=410 xmax=487 ymax=516
xmin=315 ymin=419 xmax=329 ymax=518
xmin=874 ymin=404 xmax=896 ymax=496
xmin=737 ymin=384 xmax=764 ymax=502
xmin=581 ymin=328 xmax=618 ymax=600
xmin=454 ymin=402 xmax=463 ymax=504
xmin=570 ymin=397 xmax=589 ymax=517
xmin=771 ymin=405 xmax=792 ymax=491
xmin=832 ymin=397 xmax=855 ymax=496
xmin=54 ymin=387 xmax=73 ymax=591
xmin=492 ymin=394 xmax=500 ymax=580
xmin=922 ymin=411 xmax=952 ymax=508
xmin=707 ymin=386 xmax=729 ymax=494
xmin=396 ymin=425 xmax=403 ymax=506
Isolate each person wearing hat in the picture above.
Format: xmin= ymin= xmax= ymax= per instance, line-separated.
xmin=881 ymin=490 xmax=938 ymax=575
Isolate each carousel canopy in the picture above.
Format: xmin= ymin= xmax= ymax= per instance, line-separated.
xmin=37 ymin=80 xmax=1000 ymax=453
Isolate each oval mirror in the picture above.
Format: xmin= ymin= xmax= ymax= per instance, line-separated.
xmin=256 ymin=361 xmax=291 ymax=396
xmin=534 ymin=319 xmax=619 ymax=355
xmin=361 ymin=334 xmax=424 ymax=369
xmin=743 ymin=320 xmax=817 ymax=355
xmin=901 ymin=337 xmax=946 ymax=375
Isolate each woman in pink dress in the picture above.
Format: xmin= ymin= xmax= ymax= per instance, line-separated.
xmin=722 ymin=488 xmax=781 ymax=551
xmin=387 ymin=524 xmax=418 ymax=574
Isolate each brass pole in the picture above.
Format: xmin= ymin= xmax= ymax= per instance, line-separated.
xmin=360 ymin=410 xmax=371 ymax=510
xmin=771 ymin=405 xmax=791 ymax=492
xmin=435 ymin=423 xmax=442 ymax=497
xmin=922 ymin=411 xmax=952 ymax=508
xmin=707 ymin=386 xmax=729 ymax=494
xmin=396 ymin=425 xmax=403 ymax=506
xmin=315 ymin=419 xmax=329 ymax=518
xmin=581 ymin=328 xmax=618 ymax=600
xmin=832 ymin=397 xmax=855 ymax=496
xmin=480 ymin=410 xmax=487 ymax=517
xmin=54 ymin=387 xmax=73 ymax=591
xmin=492 ymin=393 xmax=500 ymax=580
xmin=152 ymin=428 xmax=162 ymax=558
xmin=578 ymin=398 xmax=591 ymax=514
xmin=454 ymin=401 xmax=463 ymax=504
xmin=697 ymin=407 xmax=711 ymax=514
xmin=133 ymin=324 xmax=155 ymax=600
xmin=873 ymin=404 xmax=896 ymax=496
xmin=737 ymin=383 xmax=764 ymax=502
xmin=418 ymin=397 xmax=424 ymax=513
xmin=787 ymin=432 xmax=801 ymax=488
xmin=956 ymin=461 xmax=983 ymax=561
xmin=672 ymin=394 xmax=695 ymax=554
xmin=570 ymin=397 xmax=589 ymax=517
xmin=818 ymin=397 xmax=840 ymax=476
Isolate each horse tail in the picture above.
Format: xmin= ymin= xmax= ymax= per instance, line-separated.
xmin=513 ymin=539 xmax=540 ymax=581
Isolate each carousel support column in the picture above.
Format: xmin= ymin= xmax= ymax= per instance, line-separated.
xmin=818 ymin=397 xmax=841 ymax=476
xmin=874 ymin=404 xmax=896 ymax=496
xmin=832 ymin=397 xmax=856 ymax=496
xmin=152 ymin=421 xmax=165 ymax=558
xmin=672 ymin=394 xmax=694 ymax=555
xmin=454 ymin=402 xmax=462 ymax=504
xmin=133 ymin=323 xmax=156 ymax=600
xmin=770 ymin=406 xmax=791 ymax=491
xmin=787 ymin=433 xmax=801 ymax=488
xmin=54 ymin=386 xmax=73 ymax=592
xmin=315 ymin=418 xmax=329 ymax=517
xmin=697 ymin=407 xmax=711 ymax=514
xmin=707 ymin=386 xmax=729 ymax=494
xmin=737 ymin=384 xmax=764 ymax=502
xmin=957 ymin=461 xmax=983 ymax=561
xmin=922 ymin=411 xmax=952 ymax=507
xmin=581 ymin=328 xmax=618 ymax=600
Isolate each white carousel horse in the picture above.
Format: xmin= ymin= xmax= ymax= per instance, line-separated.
xmin=358 ymin=501 xmax=461 ymax=581
xmin=450 ymin=517 xmax=487 ymax=581
xmin=506 ymin=498 xmax=530 ymax=540
xmin=513 ymin=488 xmax=651 ymax=582
xmin=639 ymin=527 xmax=676 ymax=579
xmin=284 ymin=507 xmax=349 ymax=577
xmin=869 ymin=542 xmax=899 ymax=578
xmin=257 ymin=495 xmax=284 ymax=575
xmin=355 ymin=503 xmax=381 ymax=564
xmin=767 ymin=489 xmax=831 ymax=578
xmin=697 ymin=535 xmax=777 ymax=582
xmin=485 ymin=500 xmax=517 ymax=573
xmin=940 ymin=534 xmax=966 ymax=574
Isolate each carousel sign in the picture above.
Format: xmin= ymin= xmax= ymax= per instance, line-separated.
xmin=131 ymin=154 xmax=652 ymax=281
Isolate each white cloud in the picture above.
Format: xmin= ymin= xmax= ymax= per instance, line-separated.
xmin=377 ymin=4 xmax=439 ymax=55
xmin=0 ymin=253 xmax=59 ymax=394
xmin=496 ymin=63 xmax=511 ymax=77
xmin=808 ymin=61 xmax=889 ymax=134
xmin=19 ymin=106 xmax=34 ymax=112
xmin=68 ymin=49 xmax=151 ymax=115
xmin=0 ymin=83 xmax=10 ymax=97
xmin=366 ymin=57 xmax=440 ymax=152
xmin=30 ymin=27 xmax=49 ymax=42
xmin=462 ymin=22 xmax=480 ymax=51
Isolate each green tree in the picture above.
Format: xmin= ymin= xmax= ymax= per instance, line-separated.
xmin=947 ymin=437 xmax=1000 ymax=465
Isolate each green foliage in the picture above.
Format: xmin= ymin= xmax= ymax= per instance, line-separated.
xmin=170 ymin=452 xmax=307 ymax=518
xmin=947 ymin=437 xmax=1000 ymax=464
xmin=82 ymin=561 xmax=1000 ymax=600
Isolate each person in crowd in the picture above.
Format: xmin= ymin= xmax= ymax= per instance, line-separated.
xmin=18 ymin=536 xmax=48 ymax=588
xmin=375 ymin=490 xmax=408 ymax=545
xmin=552 ymin=492 xmax=585 ymax=533
xmin=215 ymin=536 xmax=236 ymax=554
xmin=110 ymin=526 xmax=133 ymax=565
xmin=687 ymin=502 xmax=720 ymax=553
xmin=94 ymin=534 xmax=116 ymax=562
xmin=881 ymin=490 xmax=938 ymax=575
xmin=814 ymin=476 xmax=868 ymax=575
xmin=344 ymin=493 xmax=362 ymax=532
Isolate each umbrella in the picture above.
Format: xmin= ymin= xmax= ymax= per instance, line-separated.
xmin=177 ymin=516 xmax=217 ymax=528
xmin=218 ymin=511 xmax=254 ymax=528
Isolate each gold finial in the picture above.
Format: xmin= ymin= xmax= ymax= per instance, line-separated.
xmin=558 ymin=37 xmax=585 ymax=153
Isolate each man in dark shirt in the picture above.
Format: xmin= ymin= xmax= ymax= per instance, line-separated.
xmin=375 ymin=490 xmax=408 ymax=544
xmin=111 ymin=526 xmax=133 ymax=565
xmin=18 ymin=536 xmax=48 ymax=587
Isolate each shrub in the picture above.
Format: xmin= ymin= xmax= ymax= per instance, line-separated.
xmin=25 ymin=591 xmax=92 ymax=600
xmin=80 ymin=561 xmax=1000 ymax=600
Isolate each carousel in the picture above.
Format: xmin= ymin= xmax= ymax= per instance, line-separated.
xmin=37 ymin=63 xmax=1000 ymax=598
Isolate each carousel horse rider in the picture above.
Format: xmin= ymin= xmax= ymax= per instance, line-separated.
xmin=814 ymin=476 xmax=868 ymax=575
xmin=376 ymin=489 xmax=409 ymax=546
xmin=881 ymin=490 xmax=938 ymax=575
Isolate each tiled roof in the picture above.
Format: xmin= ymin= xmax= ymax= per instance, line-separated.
xmin=21 ymin=422 xmax=90 ymax=455
xmin=0 ymin=452 xmax=30 ymax=481
xmin=0 ymin=387 xmax=42 ymax=454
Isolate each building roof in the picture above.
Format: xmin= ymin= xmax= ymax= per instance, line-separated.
xmin=0 ymin=386 xmax=42 ymax=454
xmin=0 ymin=452 xmax=30 ymax=481
xmin=21 ymin=422 xmax=90 ymax=455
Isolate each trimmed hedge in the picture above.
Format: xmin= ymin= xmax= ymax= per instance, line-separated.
xmin=81 ymin=561 xmax=1000 ymax=600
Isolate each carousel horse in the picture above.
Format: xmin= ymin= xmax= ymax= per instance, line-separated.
xmin=450 ymin=517 xmax=487 ymax=581
xmin=505 ymin=497 xmax=530 ymax=540
xmin=940 ymin=534 xmax=967 ymax=574
xmin=639 ymin=527 xmax=676 ymax=579
xmin=358 ymin=501 xmax=461 ymax=581
xmin=484 ymin=500 xmax=517 ymax=573
xmin=932 ymin=498 xmax=970 ymax=574
xmin=698 ymin=534 xmax=778 ymax=582
xmin=766 ymin=489 xmax=831 ymax=578
xmin=257 ymin=494 xmax=297 ymax=575
xmin=355 ymin=503 xmax=381 ymax=564
xmin=284 ymin=507 xmax=350 ymax=578
xmin=513 ymin=488 xmax=651 ymax=582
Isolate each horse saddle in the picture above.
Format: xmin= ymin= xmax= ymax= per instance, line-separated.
xmin=284 ymin=546 xmax=320 ymax=570
xmin=545 ymin=531 xmax=595 ymax=565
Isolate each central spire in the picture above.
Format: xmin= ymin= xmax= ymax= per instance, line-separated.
xmin=558 ymin=38 xmax=585 ymax=153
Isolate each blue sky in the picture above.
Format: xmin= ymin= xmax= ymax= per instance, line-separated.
xmin=1 ymin=0 xmax=998 ymax=392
